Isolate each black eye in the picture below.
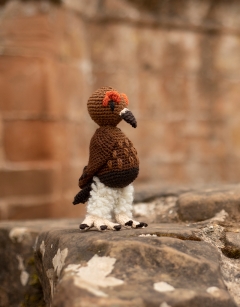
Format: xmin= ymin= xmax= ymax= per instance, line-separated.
xmin=109 ymin=100 xmax=115 ymax=112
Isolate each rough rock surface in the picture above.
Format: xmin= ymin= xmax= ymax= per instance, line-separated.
xmin=0 ymin=220 xmax=76 ymax=307
xmin=0 ymin=226 xmax=42 ymax=307
xmin=134 ymin=183 xmax=240 ymax=223
xmin=35 ymin=225 xmax=236 ymax=307
xmin=177 ymin=186 xmax=240 ymax=222
xmin=0 ymin=184 xmax=240 ymax=306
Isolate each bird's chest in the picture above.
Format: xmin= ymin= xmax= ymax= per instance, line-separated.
xmin=97 ymin=132 xmax=139 ymax=188
xmin=106 ymin=136 xmax=139 ymax=171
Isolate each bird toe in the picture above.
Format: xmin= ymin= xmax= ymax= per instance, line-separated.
xmin=136 ymin=222 xmax=148 ymax=228
xmin=113 ymin=225 xmax=121 ymax=231
xmin=100 ymin=225 xmax=108 ymax=231
xmin=125 ymin=220 xmax=133 ymax=227
xmin=79 ymin=223 xmax=90 ymax=230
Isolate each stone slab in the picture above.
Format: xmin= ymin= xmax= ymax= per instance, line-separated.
xmin=0 ymin=219 xmax=239 ymax=306
xmin=35 ymin=224 xmax=236 ymax=307
xmin=177 ymin=186 xmax=240 ymax=222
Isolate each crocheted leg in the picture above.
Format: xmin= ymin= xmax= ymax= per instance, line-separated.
xmin=114 ymin=184 xmax=148 ymax=229
xmin=79 ymin=177 xmax=121 ymax=231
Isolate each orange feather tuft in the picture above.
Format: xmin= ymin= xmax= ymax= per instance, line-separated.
xmin=103 ymin=91 xmax=121 ymax=106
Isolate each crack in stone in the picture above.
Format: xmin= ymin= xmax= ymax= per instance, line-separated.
xmin=138 ymin=232 xmax=201 ymax=241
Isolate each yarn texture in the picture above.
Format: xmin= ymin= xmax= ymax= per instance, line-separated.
xmin=78 ymin=86 xmax=139 ymax=191
xmin=73 ymin=86 xmax=148 ymax=231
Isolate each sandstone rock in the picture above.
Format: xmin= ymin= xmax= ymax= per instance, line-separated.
xmin=0 ymin=225 xmax=44 ymax=307
xmin=0 ymin=168 xmax=55 ymax=198
xmin=0 ymin=218 xmax=239 ymax=307
xmin=221 ymin=254 xmax=240 ymax=307
xmin=222 ymin=232 xmax=240 ymax=259
xmin=133 ymin=184 xmax=240 ymax=225
xmin=34 ymin=224 xmax=236 ymax=307
xmin=0 ymin=219 xmax=80 ymax=306
xmin=225 ymin=232 xmax=240 ymax=250
xmin=177 ymin=185 xmax=240 ymax=222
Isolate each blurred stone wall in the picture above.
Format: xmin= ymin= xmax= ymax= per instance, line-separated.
xmin=0 ymin=0 xmax=240 ymax=220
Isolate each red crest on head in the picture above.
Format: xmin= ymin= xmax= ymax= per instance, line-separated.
xmin=121 ymin=93 xmax=129 ymax=106
xmin=103 ymin=91 xmax=121 ymax=106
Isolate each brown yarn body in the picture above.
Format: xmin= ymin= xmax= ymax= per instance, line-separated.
xmin=79 ymin=126 xmax=139 ymax=189
xmin=75 ymin=85 xmax=139 ymax=198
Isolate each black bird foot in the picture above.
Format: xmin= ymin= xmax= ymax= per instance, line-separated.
xmin=136 ymin=222 xmax=148 ymax=228
xmin=79 ymin=215 xmax=123 ymax=232
xmin=125 ymin=220 xmax=133 ymax=227
xmin=79 ymin=223 xmax=90 ymax=230
xmin=100 ymin=225 xmax=107 ymax=231
xmin=115 ymin=213 xmax=148 ymax=229
xmin=114 ymin=225 xmax=122 ymax=231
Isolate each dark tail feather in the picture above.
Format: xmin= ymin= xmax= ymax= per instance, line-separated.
xmin=72 ymin=182 xmax=92 ymax=205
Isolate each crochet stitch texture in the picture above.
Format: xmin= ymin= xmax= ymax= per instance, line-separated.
xmin=76 ymin=86 xmax=139 ymax=199
xmin=73 ymin=86 xmax=147 ymax=231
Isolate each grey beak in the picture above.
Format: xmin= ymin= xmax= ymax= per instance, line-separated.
xmin=120 ymin=108 xmax=137 ymax=128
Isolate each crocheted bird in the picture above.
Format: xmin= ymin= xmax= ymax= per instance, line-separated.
xmin=73 ymin=86 xmax=148 ymax=231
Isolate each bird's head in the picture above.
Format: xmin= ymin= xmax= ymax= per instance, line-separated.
xmin=87 ymin=87 xmax=137 ymax=128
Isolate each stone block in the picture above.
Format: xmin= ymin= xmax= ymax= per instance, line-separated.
xmin=177 ymin=186 xmax=240 ymax=222
xmin=100 ymin=0 xmax=142 ymax=21
xmin=0 ymin=168 xmax=56 ymax=197
xmin=34 ymin=223 xmax=236 ymax=307
xmin=63 ymin=0 xmax=100 ymax=17
xmin=8 ymin=203 xmax=51 ymax=220
xmin=62 ymin=122 xmax=92 ymax=163
xmin=0 ymin=2 xmax=92 ymax=121
xmin=212 ymin=1 xmax=240 ymax=32
xmin=3 ymin=120 xmax=64 ymax=162
xmin=0 ymin=1 xmax=57 ymax=58
xmin=90 ymin=23 xmax=138 ymax=71
xmin=186 ymin=137 xmax=228 ymax=163
xmin=162 ymin=30 xmax=201 ymax=74
xmin=0 ymin=57 xmax=44 ymax=115
xmin=61 ymin=164 xmax=85 ymax=193
xmin=214 ymin=80 xmax=240 ymax=119
xmin=225 ymin=232 xmax=240 ymax=250
xmin=228 ymin=120 xmax=240 ymax=157
xmin=0 ymin=223 xmax=43 ymax=307
xmin=227 ymin=157 xmax=240 ymax=182
xmin=159 ymin=74 xmax=195 ymax=114
xmin=215 ymin=36 xmax=240 ymax=77
xmin=57 ymin=63 xmax=92 ymax=122
xmin=0 ymin=202 xmax=7 ymax=220
xmin=50 ymin=196 xmax=86 ymax=219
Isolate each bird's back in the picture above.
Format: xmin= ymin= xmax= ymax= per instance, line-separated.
xmin=95 ymin=126 xmax=139 ymax=188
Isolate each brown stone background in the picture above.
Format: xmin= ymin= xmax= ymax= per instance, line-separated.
xmin=0 ymin=0 xmax=240 ymax=220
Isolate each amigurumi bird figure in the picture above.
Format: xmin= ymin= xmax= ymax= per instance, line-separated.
xmin=73 ymin=86 xmax=148 ymax=231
